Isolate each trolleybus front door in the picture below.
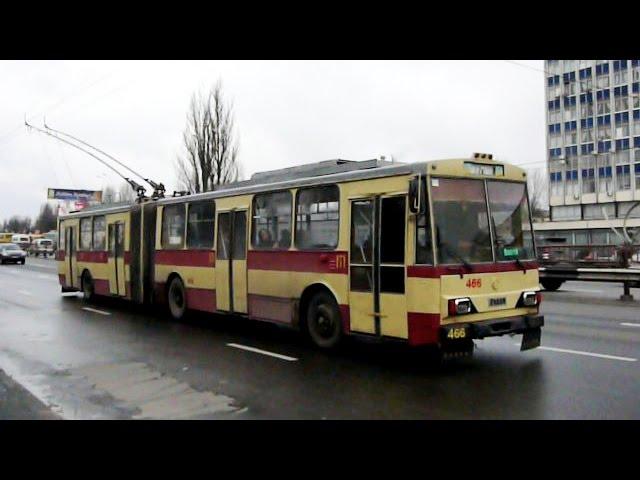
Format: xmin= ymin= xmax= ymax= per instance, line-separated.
xmin=349 ymin=196 xmax=408 ymax=338
xmin=108 ymin=222 xmax=126 ymax=296
xmin=65 ymin=226 xmax=78 ymax=289
xmin=215 ymin=210 xmax=248 ymax=314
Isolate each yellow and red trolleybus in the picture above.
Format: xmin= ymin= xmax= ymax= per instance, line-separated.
xmin=57 ymin=154 xmax=543 ymax=354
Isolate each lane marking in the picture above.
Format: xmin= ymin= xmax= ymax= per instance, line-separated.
xmin=82 ymin=307 xmax=111 ymax=316
xmin=17 ymin=290 xmax=33 ymax=296
xmin=226 ymin=343 xmax=298 ymax=362
xmin=560 ymin=288 xmax=605 ymax=294
xmin=620 ymin=323 xmax=640 ymax=328
xmin=515 ymin=343 xmax=636 ymax=362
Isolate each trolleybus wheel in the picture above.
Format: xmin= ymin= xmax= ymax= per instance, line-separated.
xmin=306 ymin=291 xmax=343 ymax=349
xmin=82 ymin=271 xmax=94 ymax=302
xmin=167 ymin=276 xmax=187 ymax=321
xmin=541 ymin=279 xmax=563 ymax=291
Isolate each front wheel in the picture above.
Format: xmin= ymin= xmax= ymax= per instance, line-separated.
xmin=19 ymin=259 xmax=25 ymax=265
xmin=306 ymin=291 xmax=343 ymax=349
xmin=167 ymin=276 xmax=187 ymax=321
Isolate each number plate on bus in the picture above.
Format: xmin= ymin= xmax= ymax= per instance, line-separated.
xmin=445 ymin=327 xmax=468 ymax=340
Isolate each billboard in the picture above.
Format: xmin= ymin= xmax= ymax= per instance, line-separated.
xmin=48 ymin=188 xmax=102 ymax=215
xmin=47 ymin=188 xmax=102 ymax=202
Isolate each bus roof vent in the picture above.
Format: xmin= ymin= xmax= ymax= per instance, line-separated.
xmin=244 ymin=158 xmax=393 ymax=185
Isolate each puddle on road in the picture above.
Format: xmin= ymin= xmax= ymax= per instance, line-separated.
xmin=74 ymin=362 xmax=239 ymax=419
xmin=1 ymin=349 xmax=241 ymax=419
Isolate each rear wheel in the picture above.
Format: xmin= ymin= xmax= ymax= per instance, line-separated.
xmin=167 ymin=276 xmax=187 ymax=321
xmin=306 ymin=291 xmax=343 ymax=349
xmin=541 ymin=279 xmax=563 ymax=291
xmin=82 ymin=271 xmax=94 ymax=301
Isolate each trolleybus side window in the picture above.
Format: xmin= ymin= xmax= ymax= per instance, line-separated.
xmin=415 ymin=191 xmax=434 ymax=265
xmin=80 ymin=217 xmax=93 ymax=250
xmin=350 ymin=200 xmax=374 ymax=292
xmin=251 ymin=191 xmax=292 ymax=250
xmin=233 ymin=212 xmax=247 ymax=259
xmin=295 ymin=185 xmax=339 ymax=250
xmin=187 ymin=201 xmax=215 ymax=249
xmin=162 ymin=204 xmax=186 ymax=249
xmin=93 ymin=216 xmax=106 ymax=251
xmin=59 ymin=223 xmax=65 ymax=251
xmin=216 ymin=213 xmax=231 ymax=260
xmin=380 ymin=196 xmax=406 ymax=294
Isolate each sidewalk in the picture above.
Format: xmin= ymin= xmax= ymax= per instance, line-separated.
xmin=0 ymin=369 xmax=60 ymax=420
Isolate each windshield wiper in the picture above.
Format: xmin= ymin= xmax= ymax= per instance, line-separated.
xmin=440 ymin=242 xmax=473 ymax=272
xmin=513 ymin=257 xmax=527 ymax=272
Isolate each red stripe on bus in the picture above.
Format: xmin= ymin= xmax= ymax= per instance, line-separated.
xmin=56 ymin=251 xmax=65 ymax=261
xmin=94 ymin=279 xmax=110 ymax=296
xmin=58 ymin=274 xmax=66 ymax=286
xmin=247 ymin=250 xmax=349 ymax=274
xmin=124 ymin=251 xmax=132 ymax=265
xmin=407 ymin=312 xmax=441 ymax=346
xmin=339 ymin=305 xmax=350 ymax=334
xmin=407 ymin=261 xmax=538 ymax=278
xmin=248 ymin=294 xmax=294 ymax=323
xmin=153 ymin=282 xmax=215 ymax=312
xmin=186 ymin=288 xmax=216 ymax=313
xmin=76 ymin=251 xmax=108 ymax=263
xmin=155 ymin=250 xmax=215 ymax=267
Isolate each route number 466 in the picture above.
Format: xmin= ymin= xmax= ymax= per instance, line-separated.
xmin=466 ymin=278 xmax=481 ymax=288
xmin=447 ymin=328 xmax=467 ymax=339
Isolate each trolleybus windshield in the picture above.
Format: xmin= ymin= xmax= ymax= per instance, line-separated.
xmin=431 ymin=177 xmax=534 ymax=265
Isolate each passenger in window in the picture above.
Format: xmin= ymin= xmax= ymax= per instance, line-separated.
xmin=258 ymin=229 xmax=274 ymax=248
xmin=278 ymin=230 xmax=291 ymax=249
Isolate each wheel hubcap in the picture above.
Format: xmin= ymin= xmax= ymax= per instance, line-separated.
xmin=172 ymin=284 xmax=184 ymax=309
xmin=315 ymin=310 xmax=335 ymax=338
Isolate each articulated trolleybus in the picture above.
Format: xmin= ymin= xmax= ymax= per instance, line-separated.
xmin=57 ymin=154 xmax=543 ymax=356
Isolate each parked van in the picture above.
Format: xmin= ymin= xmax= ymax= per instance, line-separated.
xmin=29 ymin=238 xmax=55 ymax=257
xmin=11 ymin=234 xmax=31 ymax=250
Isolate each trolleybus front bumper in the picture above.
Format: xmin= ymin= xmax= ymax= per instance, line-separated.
xmin=440 ymin=314 xmax=544 ymax=351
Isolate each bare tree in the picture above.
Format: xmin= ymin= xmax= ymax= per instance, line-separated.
xmin=102 ymin=182 xmax=135 ymax=204
xmin=175 ymin=81 xmax=241 ymax=193
xmin=118 ymin=182 xmax=136 ymax=203
xmin=526 ymin=168 xmax=549 ymax=220
xmin=34 ymin=203 xmax=58 ymax=233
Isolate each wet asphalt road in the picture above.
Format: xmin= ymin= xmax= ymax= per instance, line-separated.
xmin=0 ymin=257 xmax=639 ymax=419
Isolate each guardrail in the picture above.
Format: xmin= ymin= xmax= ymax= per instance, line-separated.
xmin=537 ymin=244 xmax=638 ymax=268
xmin=539 ymin=265 xmax=640 ymax=300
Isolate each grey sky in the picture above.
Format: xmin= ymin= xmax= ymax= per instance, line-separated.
xmin=0 ymin=60 xmax=546 ymax=221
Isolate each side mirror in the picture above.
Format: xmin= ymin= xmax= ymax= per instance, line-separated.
xmin=409 ymin=176 xmax=426 ymax=214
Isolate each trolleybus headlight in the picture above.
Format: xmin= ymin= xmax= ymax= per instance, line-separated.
xmin=521 ymin=291 xmax=540 ymax=307
xmin=448 ymin=297 xmax=471 ymax=316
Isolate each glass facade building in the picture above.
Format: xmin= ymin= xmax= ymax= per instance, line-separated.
xmin=537 ymin=60 xmax=640 ymax=247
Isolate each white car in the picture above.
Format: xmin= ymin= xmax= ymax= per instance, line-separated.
xmin=0 ymin=243 xmax=27 ymax=265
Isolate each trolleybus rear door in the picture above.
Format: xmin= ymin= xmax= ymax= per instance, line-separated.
xmin=108 ymin=222 xmax=126 ymax=296
xmin=349 ymin=196 xmax=408 ymax=338
xmin=65 ymin=226 xmax=77 ymax=289
xmin=215 ymin=210 xmax=248 ymax=314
